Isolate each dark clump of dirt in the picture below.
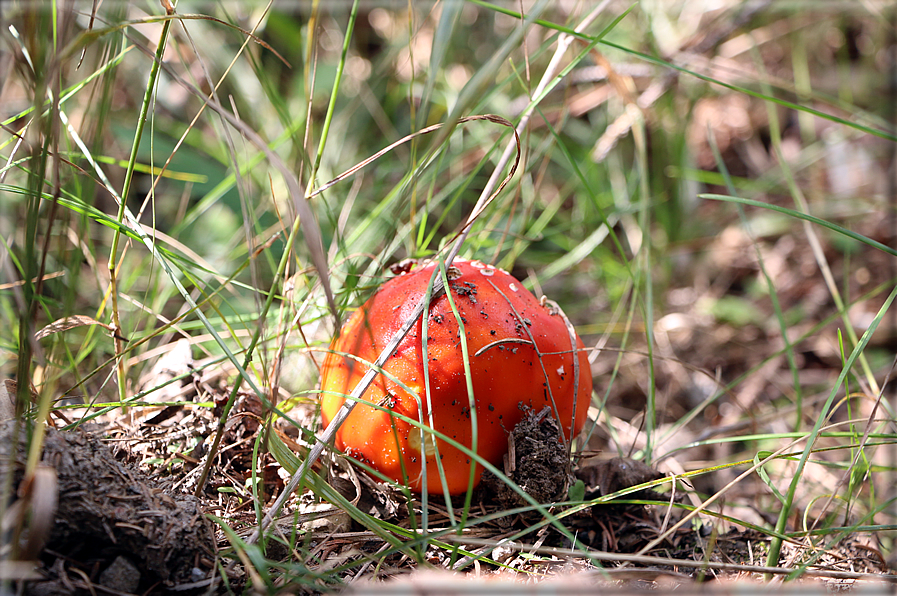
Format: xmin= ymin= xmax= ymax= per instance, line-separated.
xmin=575 ymin=456 xmax=666 ymax=501
xmin=479 ymin=405 xmax=572 ymax=516
xmin=566 ymin=456 xmax=670 ymax=552
xmin=0 ymin=420 xmax=216 ymax=595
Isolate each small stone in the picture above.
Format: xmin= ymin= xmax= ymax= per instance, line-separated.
xmin=99 ymin=556 xmax=140 ymax=594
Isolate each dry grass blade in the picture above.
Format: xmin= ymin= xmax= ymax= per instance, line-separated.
xmin=34 ymin=315 xmax=115 ymax=341
xmin=541 ymin=297 xmax=584 ymax=459
xmin=473 ymin=338 xmax=534 ymax=357
xmin=444 ymin=537 xmax=897 ymax=583
xmin=310 ymin=114 xmax=513 ymax=199
xmin=0 ymin=271 xmax=65 ymax=291
xmin=459 ymin=0 xmax=611 ymax=241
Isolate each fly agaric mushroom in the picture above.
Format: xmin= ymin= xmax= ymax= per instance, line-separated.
xmin=319 ymin=259 xmax=592 ymax=494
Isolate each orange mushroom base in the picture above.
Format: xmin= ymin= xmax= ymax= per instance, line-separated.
xmin=320 ymin=259 xmax=592 ymax=495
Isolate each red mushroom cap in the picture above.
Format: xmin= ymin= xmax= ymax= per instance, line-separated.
xmin=320 ymin=259 xmax=592 ymax=494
